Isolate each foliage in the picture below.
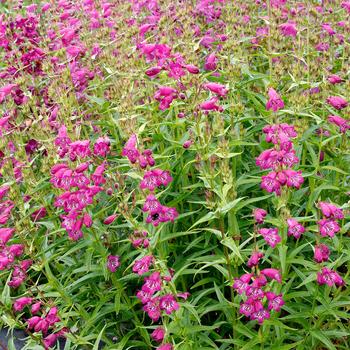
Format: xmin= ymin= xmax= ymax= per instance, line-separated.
xmin=0 ymin=0 xmax=350 ymax=349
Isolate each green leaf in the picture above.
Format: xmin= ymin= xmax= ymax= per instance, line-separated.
xmin=93 ymin=325 xmax=107 ymax=350
xmin=310 ymin=330 xmax=337 ymax=350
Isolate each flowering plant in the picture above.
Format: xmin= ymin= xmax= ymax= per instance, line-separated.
xmin=0 ymin=0 xmax=349 ymax=349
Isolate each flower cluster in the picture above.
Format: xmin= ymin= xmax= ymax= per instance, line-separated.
xmin=121 ymin=125 xmax=180 ymax=347
xmin=317 ymin=267 xmax=345 ymax=287
xmin=233 ymin=270 xmax=284 ymax=324
xmin=122 ymin=135 xmax=178 ymax=227
xmin=0 ymin=186 xmax=31 ymax=288
xmin=140 ymin=169 xmax=172 ymax=191
xmin=130 ymin=230 xmax=150 ymax=249
xmin=122 ymin=134 xmax=155 ymax=167
xmin=233 ymin=208 xmax=284 ymax=324
xmin=315 ymin=202 xmax=345 ymax=287
xmin=258 ymin=91 xmax=304 ymax=195
xmin=317 ymin=202 xmax=343 ymax=238
xmin=51 ymin=132 xmax=111 ymax=240
xmin=13 ymin=297 xmax=67 ymax=349
xmin=143 ymin=195 xmax=178 ymax=227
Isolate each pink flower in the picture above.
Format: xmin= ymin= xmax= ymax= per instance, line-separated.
xmin=136 ymin=290 xmax=153 ymax=304
xmin=287 ymin=218 xmax=305 ymax=239
xmin=91 ymin=162 xmax=107 ymax=186
xmin=140 ymin=169 xmax=172 ymax=191
xmin=177 ymin=292 xmax=190 ymax=300
xmin=69 ymin=140 xmax=91 ymax=161
xmin=42 ymin=3 xmax=51 ymax=11
xmin=322 ymin=23 xmax=336 ymax=36
xmin=327 ymin=96 xmax=348 ymax=110
xmin=247 ymin=251 xmax=264 ymax=268
xmin=252 ymin=274 xmax=267 ymax=288
xmin=157 ymin=344 xmax=173 ymax=350
xmin=265 ymin=292 xmax=285 ymax=311
xmin=143 ymin=195 xmax=162 ymax=215
xmin=159 ymin=294 xmax=179 ymax=315
xmin=31 ymin=302 xmax=41 ymax=315
xmin=167 ymin=60 xmax=186 ymax=80
xmin=316 ymin=42 xmax=330 ymax=52
xmin=122 ymin=134 xmax=140 ymax=164
xmin=260 ymin=268 xmax=282 ymax=283
xmin=328 ymin=115 xmax=350 ymax=133
xmin=246 ymin=287 xmax=265 ymax=300
xmin=199 ymin=97 xmax=222 ymax=112
xmin=0 ymin=84 xmax=18 ymax=103
xmin=239 ymin=301 xmax=254 ymax=317
xmin=83 ymin=213 xmax=93 ymax=228
xmin=271 ymin=0 xmax=287 ymax=8
xmin=33 ymin=318 xmax=49 ymax=333
xmin=31 ymin=207 xmax=47 ymax=222
xmin=0 ymin=251 xmax=12 ymax=270
xmin=317 ymin=267 xmax=344 ymax=287
xmin=25 ymin=139 xmax=39 ymax=155
xmin=145 ymin=66 xmax=162 ymax=77
xmin=279 ymin=22 xmax=297 ymax=37
xmin=143 ymin=297 xmax=161 ymax=321
xmin=242 ymin=15 xmax=250 ymax=24
xmin=258 ymin=228 xmax=281 ymax=248
xmin=256 ymin=26 xmax=269 ymax=38
xmin=151 ymin=327 xmax=165 ymax=342
xmin=232 ymin=273 xmax=253 ymax=294
xmin=142 ymin=272 xmax=162 ymax=294
xmin=141 ymin=149 xmax=155 ymax=168
xmin=8 ymin=244 xmax=24 ymax=257
xmin=54 ymin=125 xmax=71 ymax=158
xmin=257 ymin=149 xmax=299 ymax=170
xmin=158 ymin=206 xmax=179 ymax=223
xmin=27 ymin=316 xmax=41 ymax=329
xmin=318 ymin=219 xmax=340 ymax=238
xmin=46 ymin=307 xmax=60 ymax=325
xmin=263 ymin=124 xmax=297 ymax=146
xmin=328 ymin=75 xmax=343 ymax=85
xmin=251 ymin=309 xmax=270 ymax=324
xmin=256 ymin=149 xmax=279 ymax=170
xmin=0 ymin=185 xmax=10 ymax=200
xmin=140 ymin=43 xmax=171 ymax=64
xmin=183 ymin=140 xmax=193 ymax=149
xmin=266 ymin=88 xmax=284 ymax=112
xmin=104 ymin=214 xmax=118 ymax=225
xmin=314 ymin=244 xmax=330 ymax=263
xmin=185 ymin=64 xmax=200 ymax=74
xmin=253 ymin=208 xmax=267 ymax=224
xmin=0 ymin=228 xmax=15 ymax=246
xmin=341 ymin=1 xmax=350 ymax=13
xmin=261 ymin=172 xmax=281 ymax=195
xmin=284 ymin=169 xmax=304 ymax=189
xmin=107 ymin=255 xmax=120 ymax=272
xmin=43 ymin=333 xmax=59 ymax=348
xmin=154 ymin=86 xmax=177 ymax=110
xmin=203 ymin=83 xmax=228 ymax=97
xmin=93 ymin=137 xmax=110 ymax=157
xmin=204 ymin=53 xmax=217 ymax=71
xmin=133 ymin=255 xmax=154 ymax=275
xmin=130 ymin=230 xmax=149 ymax=248
xmin=318 ymin=202 xmax=344 ymax=219
xmin=8 ymin=265 xmax=27 ymax=288
xmin=239 ymin=298 xmax=261 ymax=317
xmin=13 ymin=297 xmax=33 ymax=312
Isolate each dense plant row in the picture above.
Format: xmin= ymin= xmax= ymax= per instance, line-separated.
xmin=0 ymin=0 xmax=349 ymax=349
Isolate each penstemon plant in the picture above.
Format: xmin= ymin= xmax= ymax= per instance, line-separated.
xmin=0 ymin=0 xmax=349 ymax=349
